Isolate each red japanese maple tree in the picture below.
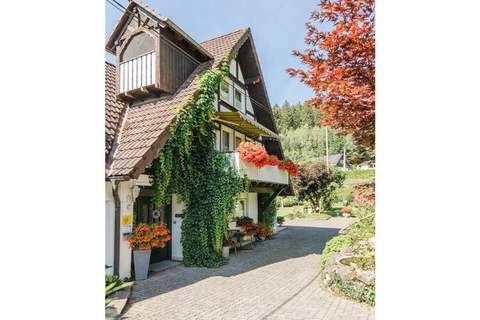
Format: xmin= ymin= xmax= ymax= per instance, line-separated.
xmin=288 ymin=0 xmax=375 ymax=150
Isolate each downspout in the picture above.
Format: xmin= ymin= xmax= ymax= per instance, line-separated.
xmin=111 ymin=180 xmax=121 ymax=277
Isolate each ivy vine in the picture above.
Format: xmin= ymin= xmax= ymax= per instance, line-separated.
xmin=258 ymin=193 xmax=277 ymax=229
xmin=150 ymin=59 xmax=242 ymax=267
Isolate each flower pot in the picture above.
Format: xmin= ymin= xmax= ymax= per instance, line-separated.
xmin=133 ymin=249 xmax=151 ymax=280
xmin=222 ymin=246 xmax=230 ymax=258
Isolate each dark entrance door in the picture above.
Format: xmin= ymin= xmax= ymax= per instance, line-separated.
xmin=134 ymin=193 xmax=172 ymax=263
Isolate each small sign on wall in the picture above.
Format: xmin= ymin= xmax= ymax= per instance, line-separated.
xmin=121 ymin=214 xmax=133 ymax=235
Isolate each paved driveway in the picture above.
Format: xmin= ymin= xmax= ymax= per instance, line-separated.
xmin=122 ymin=218 xmax=374 ymax=320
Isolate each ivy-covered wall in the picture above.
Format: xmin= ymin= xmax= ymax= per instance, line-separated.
xmin=150 ymin=59 xmax=242 ymax=267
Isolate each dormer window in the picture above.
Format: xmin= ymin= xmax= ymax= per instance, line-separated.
xmin=108 ymin=2 xmax=213 ymax=102
xmin=121 ymin=32 xmax=155 ymax=62
xmin=119 ymin=32 xmax=156 ymax=94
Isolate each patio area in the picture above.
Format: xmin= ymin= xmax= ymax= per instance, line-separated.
xmin=121 ymin=218 xmax=374 ymax=320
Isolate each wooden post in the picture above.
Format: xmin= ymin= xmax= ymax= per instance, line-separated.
xmin=343 ymin=145 xmax=347 ymax=170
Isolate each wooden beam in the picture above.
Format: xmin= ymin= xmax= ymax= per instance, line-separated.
xmin=245 ymin=76 xmax=261 ymax=85
xmin=141 ymin=17 xmax=150 ymax=28
xmin=123 ymin=91 xmax=144 ymax=102
xmin=258 ymin=186 xmax=285 ymax=215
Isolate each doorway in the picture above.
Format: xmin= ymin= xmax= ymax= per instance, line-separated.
xmin=134 ymin=188 xmax=172 ymax=263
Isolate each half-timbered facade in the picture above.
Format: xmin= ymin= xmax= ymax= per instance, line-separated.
xmin=105 ymin=0 xmax=289 ymax=279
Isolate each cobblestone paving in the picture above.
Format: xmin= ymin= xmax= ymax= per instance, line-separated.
xmin=122 ymin=218 xmax=375 ymax=320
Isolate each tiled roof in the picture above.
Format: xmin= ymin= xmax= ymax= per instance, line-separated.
xmin=106 ymin=29 xmax=248 ymax=177
xmin=201 ymin=28 xmax=248 ymax=64
xmin=105 ymin=62 xmax=126 ymax=157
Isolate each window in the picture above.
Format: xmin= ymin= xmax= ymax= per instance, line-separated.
xmin=222 ymin=131 xmax=230 ymax=152
xmin=234 ymin=88 xmax=243 ymax=110
xmin=121 ymin=32 xmax=155 ymax=62
xmin=235 ymin=136 xmax=243 ymax=149
xmin=220 ymin=81 xmax=230 ymax=101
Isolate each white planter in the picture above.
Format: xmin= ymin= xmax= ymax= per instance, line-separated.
xmin=222 ymin=246 xmax=230 ymax=258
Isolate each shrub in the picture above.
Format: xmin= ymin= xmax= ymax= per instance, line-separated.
xmin=330 ymin=275 xmax=375 ymax=305
xmin=293 ymin=162 xmax=345 ymax=212
xmin=277 ymin=216 xmax=285 ymax=226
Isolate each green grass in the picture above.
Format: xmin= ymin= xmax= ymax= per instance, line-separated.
xmin=277 ymin=205 xmax=303 ymax=217
xmin=277 ymin=204 xmax=342 ymax=221
xmin=345 ymin=169 xmax=375 ymax=181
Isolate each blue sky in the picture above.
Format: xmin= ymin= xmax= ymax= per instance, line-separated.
xmin=105 ymin=0 xmax=320 ymax=106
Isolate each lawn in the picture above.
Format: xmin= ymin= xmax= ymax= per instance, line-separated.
xmin=277 ymin=204 xmax=342 ymax=221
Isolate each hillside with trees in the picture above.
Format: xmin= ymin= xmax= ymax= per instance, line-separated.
xmin=272 ymin=101 xmax=372 ymax=165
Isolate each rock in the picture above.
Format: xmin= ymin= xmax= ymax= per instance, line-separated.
xmin=356 ymin=270 xmax=375 ymax=286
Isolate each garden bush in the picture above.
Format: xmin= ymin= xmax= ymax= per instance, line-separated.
xmin=293 ymin=162 xmax=345 ymax=212
xmin=276 ymin=216 xmax=285 ymax=225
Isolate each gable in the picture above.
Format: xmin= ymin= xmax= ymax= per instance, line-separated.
xmin=106 ymin=29 xmax=248 ymax=178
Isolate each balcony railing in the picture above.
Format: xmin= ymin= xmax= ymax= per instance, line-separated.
xmin=226 ymin=152 xmax=289 ymax=185
xmin=119 ymin=51 xmax=156 ymax=93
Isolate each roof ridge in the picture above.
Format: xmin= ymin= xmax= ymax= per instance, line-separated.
xmin=200 ymin=27 xmax=249 ymax=45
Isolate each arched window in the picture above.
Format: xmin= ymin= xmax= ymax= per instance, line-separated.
xmin=121 ymin=32 xmax=155 ymax=62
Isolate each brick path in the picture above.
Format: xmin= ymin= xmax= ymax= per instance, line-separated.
xmin=122 ymin=217 xmax=375 ymax=320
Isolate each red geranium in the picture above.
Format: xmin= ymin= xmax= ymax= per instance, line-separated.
xmin=236 ymin=142 xmax=269 ymax=168
xmin=127 ymin=223 xmax=171 ymax=250
xmin=268 ymin=155 xmax=281 ymax=166
xmin=278 ymin=159 xmax=299 ymax=177
xmin=236 ymin=142 xmax=299 ymax=176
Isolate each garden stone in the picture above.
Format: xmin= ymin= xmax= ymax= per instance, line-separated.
xmin=356 ymin=270 xmax=375 ymax=286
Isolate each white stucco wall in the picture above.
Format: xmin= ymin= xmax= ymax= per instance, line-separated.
xmin=247 ymin=193 xmax=258 ymax=222
xmin=105 ymin=182 xmax=115 ymax=276
xmin=105 ymin=180 xmax=137 ymax=280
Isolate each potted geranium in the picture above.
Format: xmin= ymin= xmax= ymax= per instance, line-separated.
xmin=255 ymin=223 xmax=273 ymax=241
xmin=128 ymin=223 xmax=171 ymax=280
xmin=341 ymin=207 xmax=353 ymax=217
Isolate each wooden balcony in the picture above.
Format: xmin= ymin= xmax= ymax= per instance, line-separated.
xmin=118 ymin=51 xmax=160 ymax=100
xmin=227 ymin=152 xmax=289 ymax=186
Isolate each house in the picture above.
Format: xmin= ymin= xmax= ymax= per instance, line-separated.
xmin=357 ymin=160 xmax=375 ymax=170
xmin=105 ymin=0 xmax=290 ymax=279
xmin=318 ymin=153 xmax=347 ymax=170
